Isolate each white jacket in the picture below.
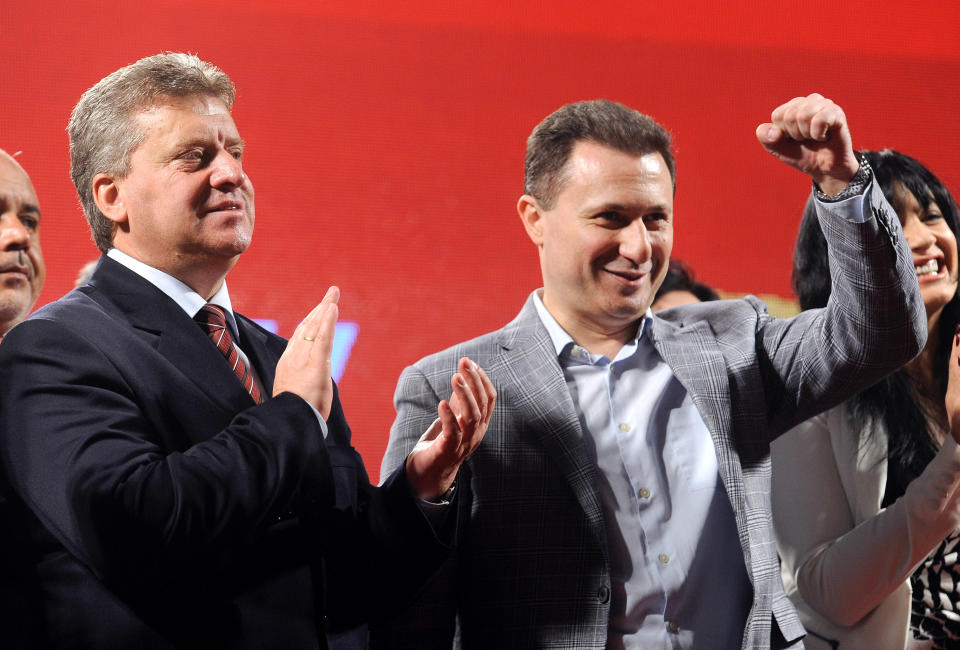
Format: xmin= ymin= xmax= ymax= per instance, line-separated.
xmin=772 ymin=404 xmax=960 ymax=649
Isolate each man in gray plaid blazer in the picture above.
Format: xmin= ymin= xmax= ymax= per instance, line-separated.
xmin=374 ymin=95 xmax=926 ymax=649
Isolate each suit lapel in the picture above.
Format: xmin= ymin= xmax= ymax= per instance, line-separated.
xmin=498 ymin=300 xmax=607 ymax=552
xmin=648 ymin=316 xmax=746 ymax=523
xmin=87 ymin=256 xmax=259 ymax=414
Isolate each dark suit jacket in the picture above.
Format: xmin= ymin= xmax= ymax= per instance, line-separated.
xmin=374 ymin=181 xmax=927 ymax=649
xmin=0 ymin=256 xmax=451 ymax=649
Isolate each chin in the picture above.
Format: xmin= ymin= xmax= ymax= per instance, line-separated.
xmin=923 ymin=293 xmax=956 ymax=321
xmin=0 ymin=296 xmax=31 ymax=326
xmin=607 ymin=301 xmax=648 ymax=322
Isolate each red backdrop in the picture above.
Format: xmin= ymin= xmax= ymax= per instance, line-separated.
xmin=3 ymin=0 xmax=959 ymax=476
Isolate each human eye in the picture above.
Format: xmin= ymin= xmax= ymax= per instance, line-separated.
xmin=19 ymin=213 xmax=39 ymax=231
xmin=593 ymin=210 xmax=626 ymax=227
xmin=644 ymin=212 xmax=669 ymax=227
xmin=177 ymin=149 xmax=206 ymax=166
xmin=923 ymin=208 xmax=944 ymax=223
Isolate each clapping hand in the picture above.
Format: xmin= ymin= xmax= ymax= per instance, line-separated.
xmin=406 ymin=357 xmax=496 ymax=501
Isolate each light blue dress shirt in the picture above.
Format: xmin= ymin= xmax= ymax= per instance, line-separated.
xmin=533 ymin=293 xmax=751 ymax=649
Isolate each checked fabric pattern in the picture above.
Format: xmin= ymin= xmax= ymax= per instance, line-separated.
xmin=195 ymin=304 xmax=263 ymax=404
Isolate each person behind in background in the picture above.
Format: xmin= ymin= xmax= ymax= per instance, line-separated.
xmin=0 ymin=147 xmax=46 ymax=649
xmin=0 ymin=149 xmax=45 ymax=336
xmin=650 ymin=259 xmax=719 ymax=311
xmin=773 ymin=150 xmax=960 ymax=649
xmin=374 ymin=96 xmax=926 ymax=649
xmin=0 ymin=53 xmax=495 ymax=649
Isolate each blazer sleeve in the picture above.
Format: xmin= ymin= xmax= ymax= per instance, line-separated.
xmin=321 ymin=386 xmax=459 ymax=631
xmin=369 ymin=362 xmax=461 ymax=648
xmin=757 ymin=180 xmax=926 ymax=433
xmin=0 ymin=315 xmax=337 ymax=592
xmin=0 ymin=308 xmax=456 ymax=638
xmin=772 ymin=411 xmax=960 ymax=629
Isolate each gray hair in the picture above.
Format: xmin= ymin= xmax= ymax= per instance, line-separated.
xmin=524 ymin=99 xmax=676 ymax=209
xmin=68 ymin=52 xmax=236 ymax=252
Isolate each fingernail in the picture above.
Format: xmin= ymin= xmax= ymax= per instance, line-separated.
xmin=472 ymin=360 xmax=479 ymax=371
xmin=459 ymin=378 xmax=468 ymax=388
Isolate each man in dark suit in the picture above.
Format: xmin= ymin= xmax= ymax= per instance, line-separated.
xmin=375 ymin=97 xmax=926 ymax=648
xmin=0 ymin=147 xmax=47 ymax=649
xmin=0 ymin=53 xmax=494 ymax=649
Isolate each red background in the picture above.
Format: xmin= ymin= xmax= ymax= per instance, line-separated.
xmin=3 ymin=1 xmax=959 ymax=476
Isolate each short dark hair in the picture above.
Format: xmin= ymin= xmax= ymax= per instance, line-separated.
xmin=655 ymin=260 xmax=719 ymax=303
xmin=792 ymin=148 xmax=960 ymax=495
xmin=524 ymin=99 xmax=675 ymax=209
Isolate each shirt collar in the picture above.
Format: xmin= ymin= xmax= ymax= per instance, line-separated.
xmin=106 ymin=248 xmax=239 ymax=337
xmin=531 ymin=290 xmax=650 ymax=363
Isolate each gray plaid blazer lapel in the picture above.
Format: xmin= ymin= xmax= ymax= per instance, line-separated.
xmin=497 ymin=300 xmax=607 ymax=555
xmin=648 ymin=316 xmax=748 ymax=547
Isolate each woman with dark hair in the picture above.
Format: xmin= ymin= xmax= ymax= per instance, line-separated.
xmin=773 ymin=149 xmax=960 ymax=649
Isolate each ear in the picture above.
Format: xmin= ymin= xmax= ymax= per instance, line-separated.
xmin=92 ymin=173 xmax=128 ymax=225
xmin=517 ymin=194 xmax=546 ymax=247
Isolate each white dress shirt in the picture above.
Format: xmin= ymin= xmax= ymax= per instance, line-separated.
xmin=533 ymin=293 xmax=751 ymax=649
xmin=104 ymin=249 xmax=328 ymax=436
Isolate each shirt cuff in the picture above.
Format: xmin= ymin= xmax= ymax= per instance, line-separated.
xmin=815 ymin=190 xmax=870 ymax=224
xmin=304 ymin=401 xmax=329 ymax=439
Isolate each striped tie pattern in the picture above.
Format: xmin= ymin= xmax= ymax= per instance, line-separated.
xmin=195 ymin=304 xmax=263 ymax=404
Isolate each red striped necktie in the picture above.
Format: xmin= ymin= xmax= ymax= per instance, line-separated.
xmin=195 ymin=304 xmax=264 ymax=404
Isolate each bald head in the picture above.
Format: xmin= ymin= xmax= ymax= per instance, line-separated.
xmin=0 ymin=149 xmax=45 ymax=335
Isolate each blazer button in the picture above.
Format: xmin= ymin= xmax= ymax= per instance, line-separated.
xmin=597 ymin=585 xmax=610 ymax=603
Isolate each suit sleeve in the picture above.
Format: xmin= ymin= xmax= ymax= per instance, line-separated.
xmin=0 ymin=315 xmax=335 ymax=594
xmin=0 ymin=305 xmax=456 ymax=638
xmin=772 ymin=411 xmax=960 ymax=630
xmin=757 ymin=180 xmax=926 ymax=433
xmin=321 ymin=384 xmax=458 ymax=631
xmin=369 ymin=363 xmax=461 ymax=648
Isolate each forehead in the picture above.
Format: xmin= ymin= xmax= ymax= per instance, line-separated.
xmin=559 ymin=141 xmax=673 ymax=208
xmin=132 ymin=95 xmax=240 ymax=148
xmin=0 ymin=154 xmax=39 ymax=207
xmin=892 ymin=181 xmax=934 ymax=213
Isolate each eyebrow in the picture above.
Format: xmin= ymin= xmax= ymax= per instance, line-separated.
xmin=171 ymin=136 xmax=246 ymax=151
xmin=586 ymin=202 xmax=671 ymax=214
xmin=0 ymin=198 xmax=40 ymax=217
xmin=21 ymin=205 xmax=42 ymax=223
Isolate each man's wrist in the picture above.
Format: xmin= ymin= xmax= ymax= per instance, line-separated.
xmin=424 ymin=480 xmax=456 ymax=504
xmin=814 ymin=152 xmax=872 ymax=202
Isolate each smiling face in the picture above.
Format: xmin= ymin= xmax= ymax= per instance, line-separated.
xmin=895 ymin=183 xmax=959 ymax=322
xmin=520 ymin=141 xmax=673 ymax=346
xmin=0 ymin=152 xmax=45 ymax=334
xmin=98 ymin=95 xmax=254 ymax=294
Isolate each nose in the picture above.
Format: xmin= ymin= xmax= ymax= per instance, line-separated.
xmin=619 ymin=219 xmax=652 ymax=264
xmin=209 ymin=149 xmax=245 ymax=190
xmin=903 ymin=216 xmax=936 ymax=253
xmin=0 ymin=212 xmax=30 ymax=252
